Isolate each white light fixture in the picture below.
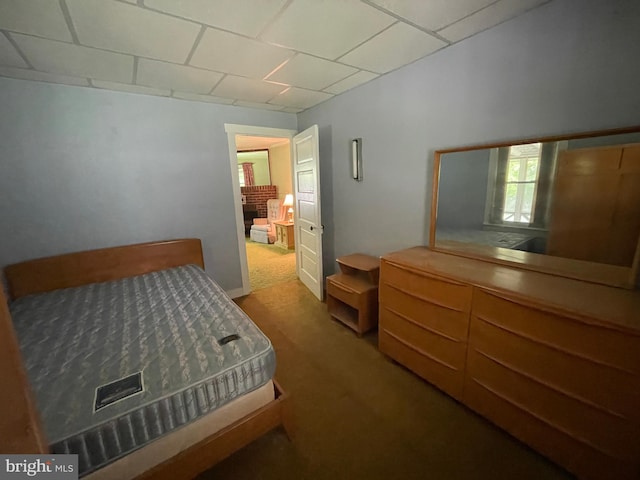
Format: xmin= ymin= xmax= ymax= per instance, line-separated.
xmin=283 ymin=194 xmax=294 ymax=223
xmin=351 ymin=138 xmax=362 ymax=181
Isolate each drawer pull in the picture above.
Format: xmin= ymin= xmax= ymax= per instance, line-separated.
xmin=383 ymin=306 xmax=460 ymax=342
xmin=383 ymin=329 xmax=458 ymax=371
xmin=330 ymin=281 xmax=357 ymax=294
xmin=384 ymin=282 xmax=467 ymax=313
xmin=474 ymin=348 xmax=627 ymax=420
xmin=474 ymin=314 xmax=634 ymax=375
xmin=470 ymin=377 xmax=621 ymax=460
xmin=384 ymin=260 xmax=467 ymax=286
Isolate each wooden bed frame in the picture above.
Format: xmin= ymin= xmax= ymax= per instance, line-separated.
xmin=0 ymin=239 xmax=293 ymax=478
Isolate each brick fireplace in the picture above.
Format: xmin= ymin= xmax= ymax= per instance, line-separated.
xmin=241 ymin=185 xmax=278 ymax=218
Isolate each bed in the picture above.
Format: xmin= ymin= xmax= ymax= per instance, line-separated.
xmin=0 ymin=239 xmax=292 ymax=480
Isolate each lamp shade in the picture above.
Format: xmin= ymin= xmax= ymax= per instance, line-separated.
xmin=283 ymin=194 xmax=294 ymax=207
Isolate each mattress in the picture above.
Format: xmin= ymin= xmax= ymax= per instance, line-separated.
xmin=86 ymin=380 xmax=275 ymax=480
xmin=10 ymin=265 xmax=275 ymax=477
xmin=436 ymin=227 xmax=536 ymax=249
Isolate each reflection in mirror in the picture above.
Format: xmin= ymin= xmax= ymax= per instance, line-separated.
xmin=237 ymin=150 xmax=271 ymax=186
xmin=434 ymin=129 xmax=640 ymax=286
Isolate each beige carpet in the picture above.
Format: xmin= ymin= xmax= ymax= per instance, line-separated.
xmin=245 ymin=238 xmax=297 ymax=291
xmin=199 ymin=280 xmax=573 ymax=480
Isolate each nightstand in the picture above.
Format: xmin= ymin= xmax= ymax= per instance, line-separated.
xmin=274 ymin=221 xmax=295 ymax=250
xmin=326 ymin=254 xmax=380 ymax=336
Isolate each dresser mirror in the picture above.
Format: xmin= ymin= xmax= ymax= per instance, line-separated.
xmin=430 ymin=127 xmax=640 ymax=289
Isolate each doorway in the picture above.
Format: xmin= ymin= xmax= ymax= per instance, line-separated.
xmin=225 ymin=124 xmax=298 ymax=296
xmin=225 ymin=123 xmax=323 ymax=299
xmin=237 ymin=136 xmax=296 ymax=291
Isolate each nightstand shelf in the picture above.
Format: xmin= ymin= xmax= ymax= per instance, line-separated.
xmin=326 ymin=254 xmax=380 ymax=336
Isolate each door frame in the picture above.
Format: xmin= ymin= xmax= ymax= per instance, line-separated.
xmin=225 ymin=123 xmax=298 ymax=297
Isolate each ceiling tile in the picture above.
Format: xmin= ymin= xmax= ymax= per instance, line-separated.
xmin=438 ymin=0 xmax=550 ymax=43
xmin=173 ymin=91 xmax=235 ymax=104
xmin=212 ymin=75 xmax=285 ymax=103
xmin=367 ymin=0 xmax=495 ymax=31
xmin=261 ymin=0 xmax=395 ymax=60
xmin=281 ymin=107 xmax=304 ymax=113
xmin=324 ymin=70 xmax=379 ymax=95
xmin=66 ymin=0 xmax=201 ymax=64
xmin=137 ymin=59 xmax=222 ymax=94
xmin=234 ymin=101 xmax=285 ymax=111
xmin=0 ymin=66 xmax=89 ymax=86
xmin=339 ymin=23 xmax=445 ymax=73
xmin=144 ymin=0 xmax=288 ymax=38
xmin=190 ymin=28 xmax=293 ymax=79
xmin=0 ymin=0 xmax=72 ymax=42
xmin=92 ymin=79 xmax=171 ymax=97
xmin=0 ymin=34 xmax=28 ymax=68
xmin=12 ymin=34 xmax=133 ymax=83
xmin=269 ymin=87 xmax=333 ymax=109
xmin=265 ymin=54 xmax=357 ymax=90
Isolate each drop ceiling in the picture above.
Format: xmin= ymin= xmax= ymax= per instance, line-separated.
xmin=0 ymin=0 xmax=550 ymax=113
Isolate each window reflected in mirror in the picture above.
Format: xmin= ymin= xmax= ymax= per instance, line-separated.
xmin=433 ymin=129 xmax=640 ymax=286
xmin=237 ymin=150 xmax=271 ymax=187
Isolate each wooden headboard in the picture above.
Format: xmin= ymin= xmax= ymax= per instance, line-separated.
xmin=4 ymin=238 xmax=204 ymax=300
xmin=0 ymin=238 xmax=205 ymax=454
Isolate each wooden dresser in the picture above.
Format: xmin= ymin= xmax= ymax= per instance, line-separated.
xmin=379 ymin=247 xmax=640 ymax=480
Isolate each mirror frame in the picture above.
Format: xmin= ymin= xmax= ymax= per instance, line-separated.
xmin=430 ymin=125 xmax=640 ymax=289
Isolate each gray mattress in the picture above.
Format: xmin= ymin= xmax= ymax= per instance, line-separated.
xmin=10 ymin=265 xmax=275 ymax=477
xmin=436 ymin=227 xmax=535 ymax=249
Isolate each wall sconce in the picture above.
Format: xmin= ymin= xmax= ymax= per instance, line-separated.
xmin=351 ymin=138 xmax=362 ymax=181
xmin=283 ymin=193 xmax=294 ymax=223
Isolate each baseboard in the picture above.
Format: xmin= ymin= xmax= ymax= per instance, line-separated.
xmin=226 ymin=288 xmax=246 ymax=299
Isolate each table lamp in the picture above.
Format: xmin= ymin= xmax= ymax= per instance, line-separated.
xmin=283 ymin=194 xmax=294 ymax=223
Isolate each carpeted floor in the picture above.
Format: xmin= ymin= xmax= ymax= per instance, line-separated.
xmin=199 ymin=280 xmax=573 ymax=480
xmin=245 ymin=238 xmax=297 ymax=291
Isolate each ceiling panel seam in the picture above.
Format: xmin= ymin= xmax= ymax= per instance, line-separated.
xmin=334 ymin=20 xmax=399 ymax=63
xmin=184 ymin=25 xmax=207 ymax=65
xmin=58 ymin=0 xmax=80 ymax=45
xmin=2 ymin=31 xmax=34 ymax=70
xmin=208 ymin=73 xmax=227 ymax=95
xmin=132 ymin=56 xmax=138 ymax=84
xmin=255 ymin=0 xmax=295 ymax=41
xmin=434 ymin=0 xmax=503 ymax=33
xmin=321 ymin=70 xmax=362 ymax=92
xmin=360 ymin=0 xmax=452 ymax=45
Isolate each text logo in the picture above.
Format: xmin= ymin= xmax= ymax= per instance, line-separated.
xmin=0 ymin=455 xmax=77 ymax=480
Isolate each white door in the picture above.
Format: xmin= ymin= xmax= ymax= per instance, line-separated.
xmin=293 ymin=125 xmax=323 ymax=300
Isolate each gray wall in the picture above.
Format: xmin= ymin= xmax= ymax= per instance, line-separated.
xmin=0 ymin=78 xmax=296 ymax=290
xmin=298 ymin=0 xmax=640 ymax=274
xmin=437 ymin=149 xmax=490 ymax=230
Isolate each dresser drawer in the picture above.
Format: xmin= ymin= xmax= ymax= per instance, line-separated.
xmin=381 ymin=260 xmax=472 ymax=314
xmin=379 ymin=326 xmax=464 ymax=400
xmin=464 ymin=355 xmax=639 ymax=480
xmin=380 ymin=282 xmax=469 ymax=341
xmin=472 ymin=289 xmax=640 ymax=375
xmin=467 ymin=320 xmax=640 ymax=457
xmin=467 ymin=289 xmax=640 ymax=479
xmin=380 ymin=307 xmax=467 ymax=371
xmin=327 ymin=275 xmax=360 ymax=307
xmin=468 ymin=313 xmax=640 ymax=424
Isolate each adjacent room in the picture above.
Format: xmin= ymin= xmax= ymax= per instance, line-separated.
xmin=236 ymin=135 xmax=297 ymax=291
xmin=1 ymin=1 xmax=639 ymax=479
